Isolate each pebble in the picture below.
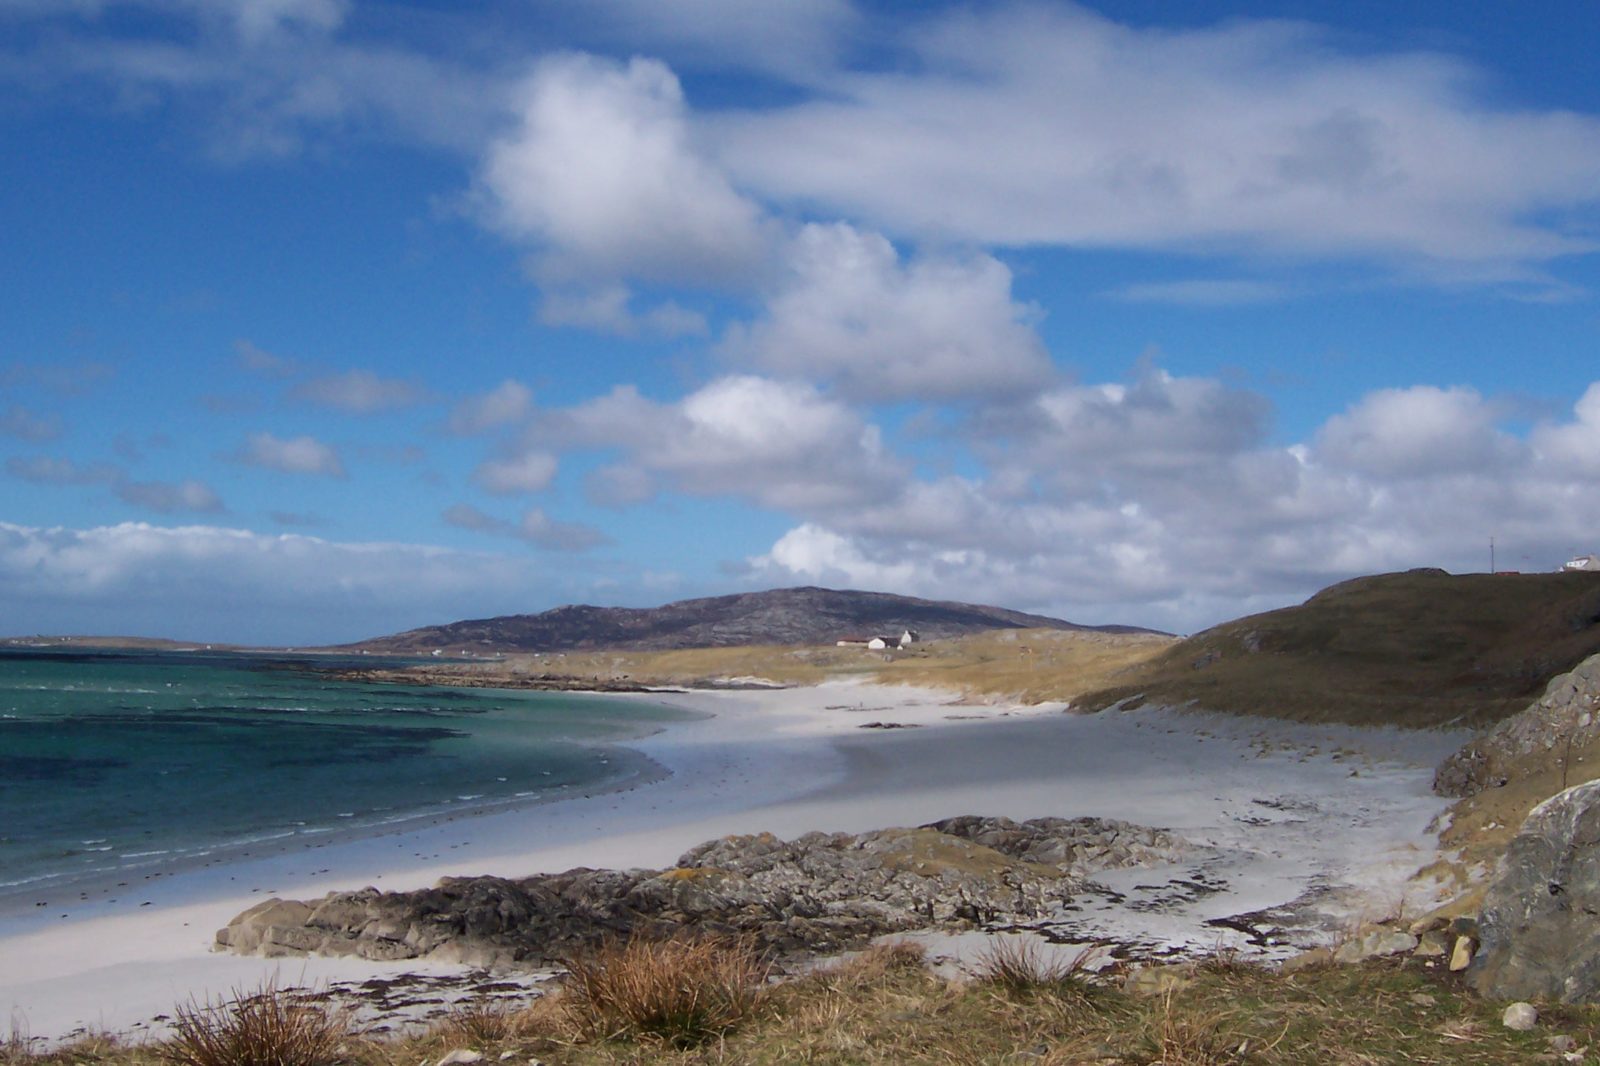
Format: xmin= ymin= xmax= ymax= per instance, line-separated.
xmin=1501 ymin=1001 xmax=1538 ymax=1031
xmin=436 ymin=1051 xmax=484 ymax=1066
xmin=1448 ymin=935 xmax=1475 ymax=972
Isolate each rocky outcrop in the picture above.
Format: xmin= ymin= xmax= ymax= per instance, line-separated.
xmin=216 ymin=817 xmax=1188 ymax=968
xmin=1473 ymin=780 xmax=1600 ymax=1002
xmin=1435 ymin=652 xmax=1600 ymax=797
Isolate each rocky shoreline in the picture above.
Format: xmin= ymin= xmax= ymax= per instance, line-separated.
xmin=216 ymin=816 xmax=1189 ymax=969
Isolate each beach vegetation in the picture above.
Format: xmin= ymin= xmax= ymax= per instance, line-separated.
xmin=159 ymin=983 xmax=348 ymax=1066
xmin=973 ymin=935 xmax=1103 ymax=1001
xmin=6 ymin=953 xmax=1600 ymax=1065
xmin=428 ymin=998 xmax=527 ymax=1048
xmin=557 ymin=934 xmax=772 ymax=1048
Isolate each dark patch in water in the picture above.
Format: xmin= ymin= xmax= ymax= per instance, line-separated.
xmin=0 ymin=753 xmax=128 ymax=785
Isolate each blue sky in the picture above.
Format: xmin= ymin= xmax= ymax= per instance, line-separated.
xmin=2 ymin=0 xmax=1599 ymax=645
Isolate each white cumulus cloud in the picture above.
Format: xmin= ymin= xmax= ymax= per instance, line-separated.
xmin=722 ymin=222 xmax=1053 ymax=402
xmin=749 ymin=375 xmax=1600 ymax=634
xmin=479 ymin=53 xmax=772 ymax=287
xmin=542 ymin=374 xmax=906 ymax=511
xmin=236 ymin=431 xmax=346 ymax=477
xmin=472 ymin=450 xmax=558 ymax=495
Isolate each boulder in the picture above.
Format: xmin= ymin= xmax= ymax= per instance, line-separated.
xmin=1474 ymin=780 xmax=1600 ymax=1002
xmin=1436 ymin=652 xmax=1600 ymax=798
xmin=215 ymin=898 xmax=314 ymax=954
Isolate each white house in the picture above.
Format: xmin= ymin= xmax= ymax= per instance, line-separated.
xmin=842 ymin=630 xmax=920 ymax=651
xmin=1565 ymin=554 xmax=1600 ymax=572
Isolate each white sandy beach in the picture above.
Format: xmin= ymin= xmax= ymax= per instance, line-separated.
xmin=0 ymin=681 xmax=1466 ymax=1044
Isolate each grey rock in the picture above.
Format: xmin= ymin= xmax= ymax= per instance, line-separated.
xmin=1474 ymin=780 xmax=1600 ymax=1002
xmin=1332 ymin=929 xmax=1417 ymax=964
xmin=213 ymin=898 xmax=313 ymax=955
xmin=1413 ymin=930 xmax=1450 ymax=957
xmin=437 ymin=1051 xmax=484 ymax=1066
xmin=215 ymin=816 xmax=1188 ymax=967
xmin=1278 ymin=947 xmax=1333 ymax=975
xmin=1501 ymin=1002 xmax=1538 ymax=1031
xmin=1123 ymin=963 xmax=1196 ymax=996
xmin=1436 ymin=652 xmax=1600 ymax=797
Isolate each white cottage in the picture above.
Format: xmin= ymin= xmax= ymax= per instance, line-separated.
xmin=1564 ymin=554 xmax=1600 ymax=572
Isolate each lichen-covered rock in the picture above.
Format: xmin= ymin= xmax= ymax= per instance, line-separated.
xmin=1435 ymin=653 xmax=1600 ymax=797
xmin=214 ymin=816 xmax=1189 ymax=968
xmin=1474 ymin=780 xmax=1600 ymax=1002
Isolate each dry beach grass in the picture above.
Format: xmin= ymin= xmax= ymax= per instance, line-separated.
xmin=6 ymin=937 xmax=1599 ymax=1066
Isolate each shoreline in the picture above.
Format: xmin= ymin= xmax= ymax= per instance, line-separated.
xmin=0 ymin=687 xmax=701 ymax=928
xmin=0 ymin=680 xmax=1468 ymax=1043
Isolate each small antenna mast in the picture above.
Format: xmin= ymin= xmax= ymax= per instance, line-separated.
xmin=1490 ymin=535 xmax=1496 ymax=574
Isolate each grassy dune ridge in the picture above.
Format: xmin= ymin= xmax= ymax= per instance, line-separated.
xmin=1075 ymin=569 xmax=1600 ymax=729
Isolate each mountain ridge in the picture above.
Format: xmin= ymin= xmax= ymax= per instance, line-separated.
xmin=347 ymin=586 xmax=1154 ymax=654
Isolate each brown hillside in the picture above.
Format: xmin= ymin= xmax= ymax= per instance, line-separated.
xmin=1076 ymin=568 xmax=1600 ymax=729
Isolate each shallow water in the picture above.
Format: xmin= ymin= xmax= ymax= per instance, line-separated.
xmin=0 ymin=648 xmax=689 ymax=902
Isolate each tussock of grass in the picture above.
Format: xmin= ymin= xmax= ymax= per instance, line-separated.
xmin=1146 ymin=991 xmax=1245 ymax=1065
xmin=836 ymin=940 xmax=929 ymax=979
xmin=161 ymin=983 xmax=348 ymax=1066
xmin=974 ymin=936 xmax=1103 ymax=1000
xmin=560 ymin=935 xmax=771 ymax=1048
xmin=429 ymin=998 xmax=526 ymax=1048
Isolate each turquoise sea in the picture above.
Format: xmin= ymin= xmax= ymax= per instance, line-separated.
xmin=0 ymin=648 xmax=690 ymax=903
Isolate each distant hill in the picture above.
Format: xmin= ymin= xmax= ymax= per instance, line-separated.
xmin=347 ymin=586 xmax=1152 ymax=654
xmin=1076 ymin=568 xmax=1600 ymax=729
